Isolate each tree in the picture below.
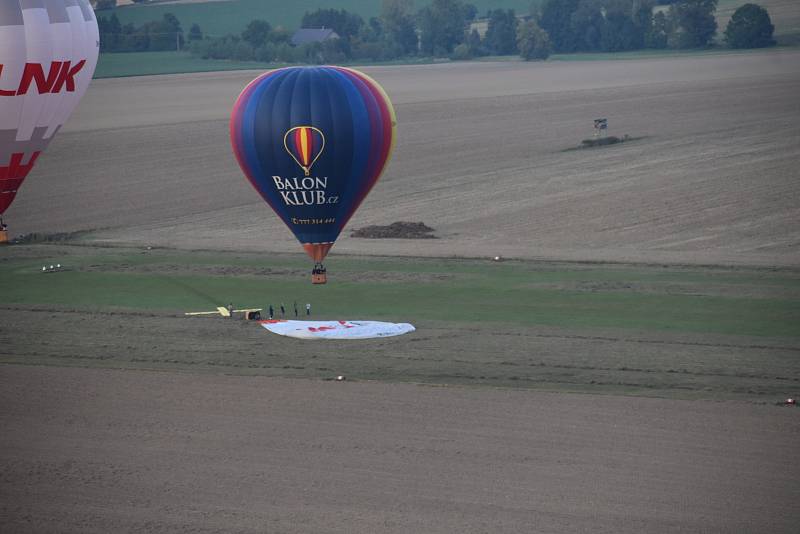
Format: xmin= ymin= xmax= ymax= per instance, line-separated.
xmin=270 ymin=27 xmax=292 ymax=45
xmin=301 ymin=8 xmax=364 ymax=39
xmin=417 ymin=0 xmax=470 ymax=56
xmin=517 ymin=19 xmax=552 ymax=60
xmin=320 ymin=38 xmax=348 ymax=63
xmin=451 ymin=43 xmax=472 ymax=60
xmin=569 ymin=0 xmax=604 ymax=51
xmin=241 ymin=19 xmax=272 ymax=49
xmin=162 ymin=12 xmax=182 ymax=34
xmin=188 ymin=23 xmax=203 ymax=42
xmin=646 ymin=10 xmax=669 ymax=48
xmin=668 ymin=0 xmax=717 ymax=48
xmin=254 ymin=42 xmax=276 ymax=62
xmin=539 ymin=0 xmax=580 ymax=52
xmin=462 ymin=3 xmax=478 ymax=21
xmin=485 ymin=9 xmax=518 ymax=55
xmin=724 ymin=3 xmax=775 ymax=48
xmin=600 ymin=3 xmax=643 ymax=52
xmin=466 ymin=28 xmax=485 ymax=56
xmin=382 ymin=0 xmax=418 ymax=55
xmin=352 ymin=38 xmax=389 ymax=60
xmin=95 ymin=0 xmax=115 ymax=10
xmin=539 ymin=0 xmax=652 ymax=53
xmin=97 ymin=13 xmax=122 ymax=51
xmin=619 ymin=0 xmax=653 ymax=50
xmin=145 ymin=13 xmax=183 ymax=51
xmin=368 ymin=16 xmax=384 ymax=39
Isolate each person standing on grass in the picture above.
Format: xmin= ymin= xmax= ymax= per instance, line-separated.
xmin=306 ymin=303 xmax=311 ymax=316
xmin=294 ymin=301 xmax=298 ymax=317
xmin=280 ymin=303 xmax=285 ymax=318
xmin=227 ymin=302 xmax=234 ymax=318
xmin=268 ymin=304 xmax=274 ymax=319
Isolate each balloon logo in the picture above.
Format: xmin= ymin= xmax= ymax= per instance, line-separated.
xmin=284 ymin=126 xmax=325 ymax=177
xmin=0 ymin=0 xmax=99 ymax=239
xmin=230 ymin=66 xmax=396 ymax=284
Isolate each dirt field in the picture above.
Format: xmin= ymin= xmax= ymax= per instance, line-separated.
xmin=6 ymin=51 xmax=800 ymax=265
xmin=2 ymin=53 xmax=800 ymax=532
xmin=2 ymin=299 xmax=797 ymax=399
xmin=1 ymin=365 xmax=798 ymax=533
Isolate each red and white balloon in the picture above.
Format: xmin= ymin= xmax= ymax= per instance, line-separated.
xmin=0 ymin=0 xmax=99 ymax=219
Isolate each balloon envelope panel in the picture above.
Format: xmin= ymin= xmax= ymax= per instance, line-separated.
xmin=0 ymin=0 xmax=99 ymax=215
xmin=260 ymin=320 xmax=415 ymax=340
xmin=230 ymin=66 xmax=396 ymax=261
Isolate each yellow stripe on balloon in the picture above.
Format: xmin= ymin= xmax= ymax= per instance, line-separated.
xmin=300 ymin=127 xmax=310 ymax=166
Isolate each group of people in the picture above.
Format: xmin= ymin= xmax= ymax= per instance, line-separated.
xmin=226 ymin=301 xmax=311 ymax=320
xmin=267 ymin=301 xmax=311 ymax=319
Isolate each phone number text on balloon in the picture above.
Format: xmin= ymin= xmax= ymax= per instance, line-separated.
xmin=291 ymin=217 xmax=336 ymax=225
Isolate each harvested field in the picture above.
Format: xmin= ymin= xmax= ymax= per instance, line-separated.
xmin=5 ymin=51 xmax=800 ymax=265
xmin=2 ymin=52 xmax=800 ymax=532
xmin=1 ymin=365 xmax=798 ymax=533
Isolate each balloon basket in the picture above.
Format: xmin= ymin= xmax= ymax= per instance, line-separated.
xmin=0 ymin=229 xmax=8 ymax=244
xmin=311 ymin=264 xmax=327 ymax=285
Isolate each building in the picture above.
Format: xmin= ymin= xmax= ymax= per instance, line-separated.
xmin=290 ymin=28 xmax=340 ymax=47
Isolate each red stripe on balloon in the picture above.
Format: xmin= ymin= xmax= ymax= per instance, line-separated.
xmin=292 ymin=129 xmax=300 ymax=164
xmin=297 ymin=128 xmax=309 ymax=167
xmin=305 ymin=128 xmax=314 ymax=166
xmin=0 ymin=152 xmax=41 ymax=215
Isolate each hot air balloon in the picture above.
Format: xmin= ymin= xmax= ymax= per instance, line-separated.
xmin=230 ymin=66 xmax=396 ymax=284
xmin=0 ymin=0 xmax=99 ymax=243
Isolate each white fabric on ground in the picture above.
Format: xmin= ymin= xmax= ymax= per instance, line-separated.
xmin=260 ymin=320 xmax=415 ymax=340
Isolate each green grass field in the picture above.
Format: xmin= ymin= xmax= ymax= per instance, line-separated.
xmin=93 ymin=51 xmax=439 ymax=78
xmin=93 ymin=51 xmax=267 ymax=78
xmin=2 ymin=244 xmax=799 ymax=338
xmin=2 ymin=244 xmax=798 ymax=400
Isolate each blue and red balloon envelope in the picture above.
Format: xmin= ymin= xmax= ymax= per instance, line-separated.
xmin=230 ymin=66 xmax=396 ymax=281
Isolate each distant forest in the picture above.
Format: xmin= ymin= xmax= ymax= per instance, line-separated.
xmin=96 ymin=0 xmax=776 ymax=63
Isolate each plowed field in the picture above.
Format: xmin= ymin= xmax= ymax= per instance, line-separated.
xmin=2 ymin=52 xmax=800 ymax=532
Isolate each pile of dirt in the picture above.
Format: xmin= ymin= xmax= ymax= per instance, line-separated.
xmin=351 ymin=221 xmax=437 ymax=239
xmin=580 ymin=135 xmax=629 ymax=148
xmin=9 ymin=230 xmax=87 ymax=244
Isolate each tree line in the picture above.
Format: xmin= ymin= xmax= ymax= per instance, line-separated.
xmin=97 ymin=12 xmax=202 ymax=52
xmin=95 ymin=0 xmax=777 ymax=62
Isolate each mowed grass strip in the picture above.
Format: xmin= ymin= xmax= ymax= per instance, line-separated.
xmin=2 ymin=245 xmax=798 ymax=400
xmin=2 ymin=245 xmax=799 ymax=338
xmin=94 ymin=51 xmax=268 ymax=78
